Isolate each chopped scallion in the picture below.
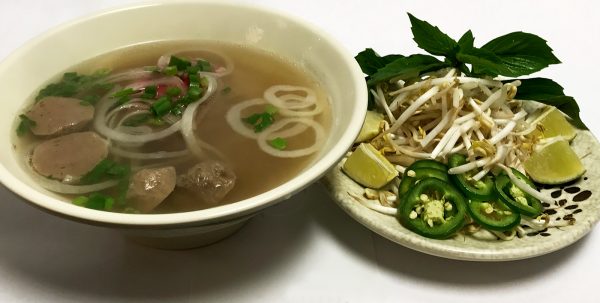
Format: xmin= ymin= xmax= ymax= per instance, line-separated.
xmin=112 ymin=87 xmax=135 ymax=98
xmin=166 ymin=86 xmax=182 ymax=97
xmin=168 ymin=55 xmax=192 ymax=71
xmin=265 ymin=104 xmax=278 ymax=115
xmin=269 ymin=137 xmax=288 ymax=150
xmin=151 ymin=97 xmax=172 ymax=117
xmin=141 ymin=85 xmax=157 ymax=99
xmin=197 ymin=59 xmax=212 ymax=72
xmin=163 ymin=66 xmax=178 ymax=76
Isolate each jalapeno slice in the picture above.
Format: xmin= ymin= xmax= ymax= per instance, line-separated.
xmin=398 ymin=178 xmax=467 ymax=239
xmin=407 ymin=159 xmax=448 ymax=172
xmin=398 ymin=167 xmax=449 ymax=198
xmin=495 ymin=169 xmax=543 ymax=217
xmin=448 ymin=154 xmax=495 ymax=200
xmin=467 ymin=199 xmax=521 ymax=231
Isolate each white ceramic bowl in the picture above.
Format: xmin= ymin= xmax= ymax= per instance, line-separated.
xmin=0 ymin=1 xmax=367 ymax=248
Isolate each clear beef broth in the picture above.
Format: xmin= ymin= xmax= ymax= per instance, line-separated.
xmin=14 ymin=40 xmax=331 ymax=214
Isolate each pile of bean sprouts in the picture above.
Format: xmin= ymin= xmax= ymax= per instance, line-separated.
xmin=348 ymin=68 xmax=575 ymax=240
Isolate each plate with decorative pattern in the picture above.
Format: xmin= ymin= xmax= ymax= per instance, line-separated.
xmin=323 ymin=130 xmax=599 ymax=261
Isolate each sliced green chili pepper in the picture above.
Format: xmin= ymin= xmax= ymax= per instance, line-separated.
xmin=495 ymin=169 xmax=543 ymax=217
xmin=407 ymin=159 xmax=448 ymax=172
xmin=448 ymin=153 xmax=495 ymax=200
xmin=467 ymin=199 xmax=521 ymax=231
xmin=398 ymin=178 xmax=467 ymax=239
xmin=398 ymin=167 xmax=449 ymax=198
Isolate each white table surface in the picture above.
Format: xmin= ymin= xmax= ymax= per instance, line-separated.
xmin=1 ymin=1 xmax=599 ymax=302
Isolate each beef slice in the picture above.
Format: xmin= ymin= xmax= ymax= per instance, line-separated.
xmin=27 ymin=96 xmax=94 ymax=136
xmin=31 ymin=131 xmax=108 ymax=182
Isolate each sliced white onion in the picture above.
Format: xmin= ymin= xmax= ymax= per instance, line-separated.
xmin=108 ymin=107 xmax=151 ymax=128
xmin=126 ymin=76 xmax=186 ymax=93
xmin=277 ymin=94 xmax=324 ymax=117
xmin=225 ymin=98 xmax=309 ymax=139
xmin=102 ymin=67 xmax=155 ymax=83
xmin=95 ymin=97 xmax=182 ymax=143
xmin=180 ymin=76 xmax=218 ymax=159
xmin=257 ymin=117 xmax=325 ymax=158
xmin=110 ymin=146 xmax=189 ymax=160
xmin=94 ymin=84 xmax=183 ymax=143
xmin=264 ymin=85 xmax=317 ymax=108
xmin=114 ymin=125 xmax=153 ymax=135
xmin=157 ymin=55 xmax=170 ymax=69
xmin=225 ymin=98 xmax=266 ymax=139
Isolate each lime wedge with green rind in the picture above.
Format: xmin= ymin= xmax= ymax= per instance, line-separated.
xmin=524 ymin=139 xmax=585 ymax=184
xmin=354 ymin=111 xmax=384 ymax=143
xmin=343 ymin=143 xmax=398 ymax=188
xmin=532 ymin=107 xmax=577 ymax=141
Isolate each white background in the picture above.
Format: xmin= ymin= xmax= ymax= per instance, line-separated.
xmin=1 ymin=1 xmax=599 ymax=302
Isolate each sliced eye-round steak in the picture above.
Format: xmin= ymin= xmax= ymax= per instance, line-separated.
xmin=26 ymin=96 xmax=94 ymax=136
xmin=126 ymin=167 xmax=177 ymax=213
xmin=31 ymin=131 xmax=108 ymax=182
xmin=177 ymin=160 xmax=236 ymax=204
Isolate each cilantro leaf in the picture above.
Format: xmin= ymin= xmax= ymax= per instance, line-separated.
xmin=367 ymin=54 xmax=450 ymax=85
xmin=80 ymin=159 xmax=130 ymax=184
xmin=36 ymin=70 xmax=111 ymax=102
xmin=16 ymin=114 xmax=36 ymax=136
xmin=408 ymin=13 xmax=458 ymax=57
xmin=73 ymin=193 xmax=115 ymax=211
xmin=509 ymin=78 xmax=587 ymax=129
xmin=355 ymin=48 xmax=404 ymax=76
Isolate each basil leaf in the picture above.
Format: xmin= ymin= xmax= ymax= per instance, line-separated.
xmin=458 ymin=30 xmax=475 ymax=49
xmin=408 ymin=13 xmax=458 ymax=57
xmin=480 ymin=32 xmax=560 ymax=76
xmin=355 ymin=48 xmax=404 ymax=76
xmin=512 ymin=78 xmax=587 ymax=129
xmin=367 ymin=54 xmax=450 ymax=86
xmin=456 ymin=47 xmax=511 ymax=77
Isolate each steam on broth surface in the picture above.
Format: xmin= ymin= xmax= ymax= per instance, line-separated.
xmin=13 ymin=41 xmax=331 ymax=214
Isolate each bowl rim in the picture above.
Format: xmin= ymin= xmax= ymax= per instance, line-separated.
xmin=0 ymin=0 xmax=368 ymax=226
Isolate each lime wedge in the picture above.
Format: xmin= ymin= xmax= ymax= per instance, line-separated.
xmin=524 ymin=139 xmax=585 ymax=184
xmin=532 ymin=107 xmax=577 ymax=141
xmin=354 ymin=111 xmax=384 ymax=143
xmin=343 ymin=143 xmax=398 ymax=188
